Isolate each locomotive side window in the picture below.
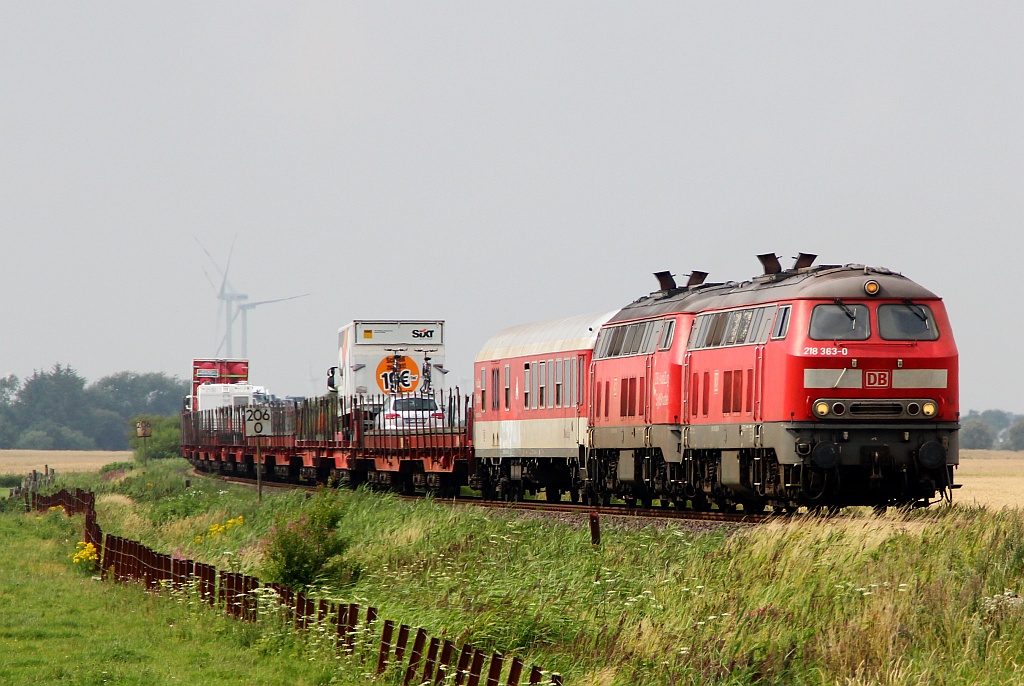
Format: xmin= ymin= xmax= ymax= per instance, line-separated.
xmin=688 ymin=315 xmax=709 ymax=349
xmin=690 ymin=372 xmax=699 ymax=416
xmin=878 ymin=303 xmax=940 ymax=341
xmin=722 ymin=370 xmax=733 ymax=414
xmin=658 ymin=320 xmax=675 ymax=350
xmin=751 ymin=306 xmax=777 ymax=343
xmin=702 ymin=372 xmax=710 ymax=416
xmin=809 ymin=303 xmax=870 ymax=341
xmin=771 ymin=305 xmax=792 ymax=340
xmin=726 ymin=310 xmax=753 ymax=345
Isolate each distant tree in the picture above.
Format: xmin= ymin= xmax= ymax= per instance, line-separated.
xmin=128 ymin=415 xmax=181 ymax=461
xmin=88 ymin=372 xmax=189 ymax=418
xmin=1009 ymin=418 xmax=1024 ymax=452
xmin=13 ymin=365 xmax=92 ymax=437
xmin=0 ymin=374 xmax=19 ymax=407
xmin=979 ymin=409 xmax=1013 ymax=434
xmin=15 ymin=429 xmax=53 ymax=450
xmin=960 ymin=419 xmax=994 ymax=450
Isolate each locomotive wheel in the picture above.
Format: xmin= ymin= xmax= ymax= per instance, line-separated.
xmin=640 ymin=496 xmax=653 ymax=509
xmin=545 ymin=488 xmax=561 ymax=503
xmin=570 ymin=489 xmax=580 ymax=503
xmin=600 ymin=492 xmax=612 ymax=507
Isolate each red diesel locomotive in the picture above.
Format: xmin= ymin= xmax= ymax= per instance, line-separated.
xmin=474 ymin=254 xmax=959 ymax=511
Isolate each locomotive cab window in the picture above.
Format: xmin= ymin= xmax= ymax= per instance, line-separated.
xmin=809 ymin=303 xmax=870 ymax=341
xmin=771 ymin=305 xmax=792 ymax=340
xmin=658 ymin=320 xmax=675 ymax=350
xmin=878 ymin=303 xmax=940 ymax=341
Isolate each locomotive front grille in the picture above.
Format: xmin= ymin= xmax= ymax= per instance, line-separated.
xmin=849 ymin=402 xmax=904 ymax=417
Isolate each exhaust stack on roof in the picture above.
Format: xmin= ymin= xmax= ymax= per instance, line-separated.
xmin=686 ymin=271 xmax=709 ymax=287
xmin=793 ymin=253 xmax=817 ymax=270
xmin=757 ymin=253 xmax=782 ymax=275
xmin=654 ymin=271 xmax=677 ymax=291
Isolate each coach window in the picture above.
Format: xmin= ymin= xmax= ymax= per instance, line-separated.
xmin=524 ymin=365 xmax=531 ymax=410
xmin=479 ymin=367 xmax=487 ymax=411
xmin=771 ymin=305 xmax=792 ymax=340
xmin=491 ymin=368 xmax=500 ymax=411
xmin=547 ymin=359 xmax=555 ymax=408
xmin=504 ymin=365 xmax=511 ymax=410
xmin=809 ymin=303 xmax=869 ymax=341
xmin=555 ymin=359 xmax=563 ymax=407
xmin=538 ymin=362 xmax=547 ymax=407
xmin=536 ymin=364 xmax=544 ymax=409
xmin=658 ymin=320 xmax=676 ymax=350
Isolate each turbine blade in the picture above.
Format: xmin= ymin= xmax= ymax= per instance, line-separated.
xmin=241 ymin=293 xmax=310 ymax=308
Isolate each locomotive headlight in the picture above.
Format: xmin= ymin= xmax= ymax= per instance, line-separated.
xmin=814 ymin=401 xmax=830 ymax=418
xmin=864 ymin=280 xmax=881 ymax=296
xmin=922 ymin=401 xmax=938 ymax=417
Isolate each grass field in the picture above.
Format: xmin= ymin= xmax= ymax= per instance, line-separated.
xmin=16 ymin=458 xmax=1024 ymax=685
xmin=4 ymin=449 xmax=1024 ymax=683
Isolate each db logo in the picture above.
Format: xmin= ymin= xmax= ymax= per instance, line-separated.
xmin=865 ymin=371 xmax=891 ymax=388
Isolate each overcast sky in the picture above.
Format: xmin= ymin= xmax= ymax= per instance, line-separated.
xmin=1 ymin=2 xmax=1021 ymax=413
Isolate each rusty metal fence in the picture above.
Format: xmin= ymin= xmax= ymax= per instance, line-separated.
xmin=28 ymin=489 xmax=561 ymax=686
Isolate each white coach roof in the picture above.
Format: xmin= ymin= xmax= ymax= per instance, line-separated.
xmin=475 ymin=311 xmax=618 ymax=362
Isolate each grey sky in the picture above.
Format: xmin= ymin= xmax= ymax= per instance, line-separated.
xmin=1 ymin=3 xmax=1021 ymax=413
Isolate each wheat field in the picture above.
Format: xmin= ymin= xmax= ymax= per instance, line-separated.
xmin=0 ymin=449 xmax=132 ymax=475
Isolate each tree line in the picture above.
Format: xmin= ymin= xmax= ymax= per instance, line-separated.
xmin=960 ymin=409 xmax=1024 ymax=451
xmin=0 ymin=365 xmax=188 ymax=451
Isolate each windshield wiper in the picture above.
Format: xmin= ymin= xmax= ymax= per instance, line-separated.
xmin=834 ymin=298 xmax=857 ymax=323
xmin=901 ymin=298 xmax=929 ymax=323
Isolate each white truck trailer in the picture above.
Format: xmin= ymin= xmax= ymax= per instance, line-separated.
xmin=195 ymin=383 xmax=272 ymax=411
xmin=330 ymin=320 xmax=447 ymax=397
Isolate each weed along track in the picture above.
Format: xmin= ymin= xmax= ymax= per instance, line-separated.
xmin=205 ymin=467 xmax=769 ymax=526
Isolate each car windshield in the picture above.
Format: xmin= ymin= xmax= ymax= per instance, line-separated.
xmin=393 ymin=397 xmax=438 ymax=412
xmin=878 ymin=303 xmax=940 ymax=341
xmin=809 ymin=302 xmax=871 ymax=341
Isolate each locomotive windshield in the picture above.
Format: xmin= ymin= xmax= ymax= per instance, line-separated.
xmin=878 ymin=302 xmax=940 ymax=341
xmin=808 ymin=302 xmax=871 ymax=340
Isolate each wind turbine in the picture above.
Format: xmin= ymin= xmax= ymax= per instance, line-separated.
xmin=195 ymin=236 xmax=308 ymax=358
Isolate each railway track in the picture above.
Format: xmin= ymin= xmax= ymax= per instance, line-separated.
xmin=202 ymin=470 xmax=770 ymax=525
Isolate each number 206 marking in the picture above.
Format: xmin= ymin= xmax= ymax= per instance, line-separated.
xmin=244 ymin=408 xmax=271 ymax=422
xmin=803 ymin=347 xmax=848 ymax=356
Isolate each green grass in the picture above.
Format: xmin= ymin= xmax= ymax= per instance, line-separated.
xmin=0 ymin=506 xmax=382 ymax=685
xmin=35 ymin=460 xmax=1024 ymax=685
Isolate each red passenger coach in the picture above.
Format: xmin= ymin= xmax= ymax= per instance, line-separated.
xmin=473 ymin=312 xmax=615 ymax=501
